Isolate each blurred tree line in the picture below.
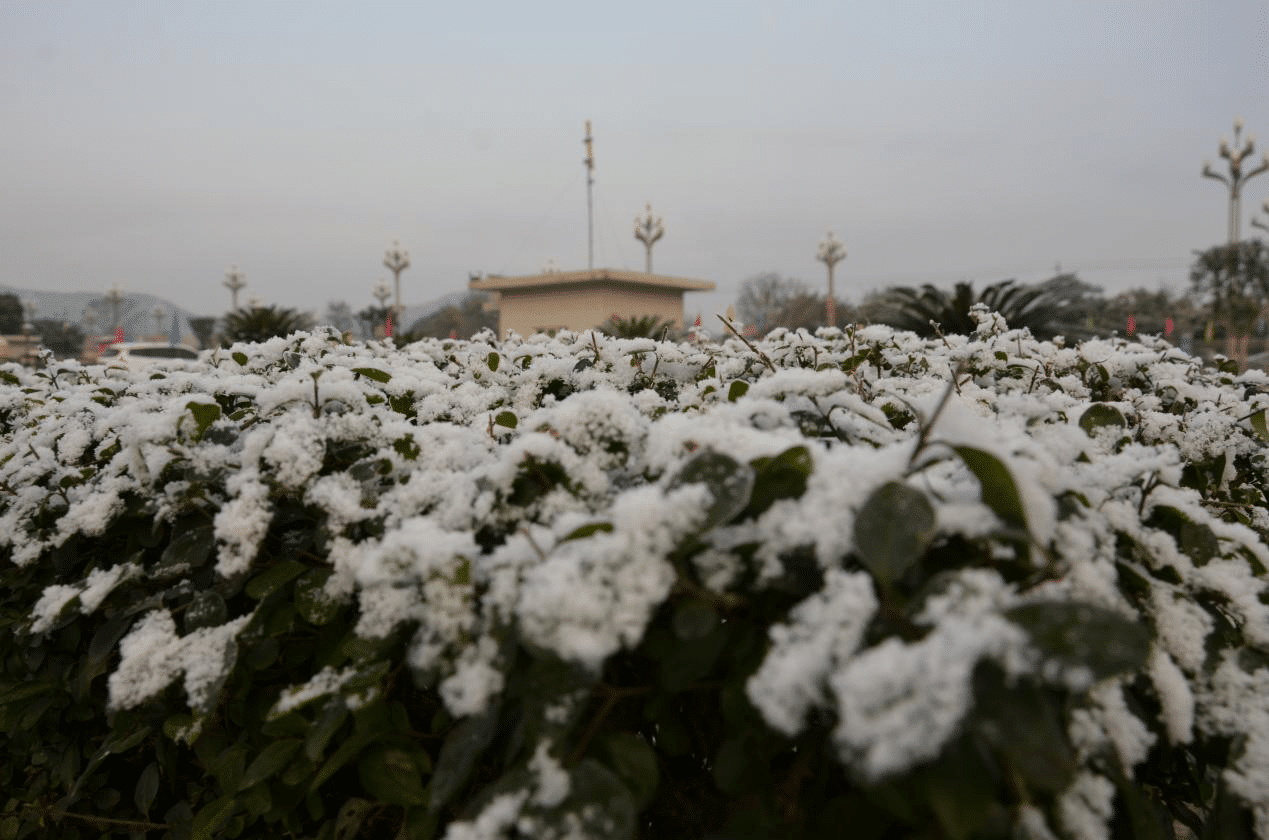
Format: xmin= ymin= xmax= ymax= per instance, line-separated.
xmin=735 ymin=241 xmax=1269 ymax=346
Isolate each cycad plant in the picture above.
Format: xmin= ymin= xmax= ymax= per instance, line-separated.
xmin=220 ymin=305 xmax=312 ymax=344
xmin=874 ymin=279 xmax=1067 ymax=339
xmin=598 ymin=313 xmax=678 ymax=339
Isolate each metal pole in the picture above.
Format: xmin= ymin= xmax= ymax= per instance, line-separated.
xmin=816 ymin=231 xmax=847 ymax=327
xmin=383 ymin=241 xmax=410 ymax=316
xmin=584 ymin=120 xmax=595 ymax=270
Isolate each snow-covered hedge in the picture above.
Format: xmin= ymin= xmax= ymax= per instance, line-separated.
xmin=3 ymin=312 xmax=1269 ymax=839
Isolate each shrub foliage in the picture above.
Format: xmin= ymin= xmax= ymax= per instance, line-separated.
xmin=3 ymin=313 xmax=1269 ymax=839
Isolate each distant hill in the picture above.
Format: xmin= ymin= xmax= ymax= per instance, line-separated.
xmin=0 ymin=285 xmax=485 ymax=345
xmin=0 ymin=286 xmax=201 ymax=345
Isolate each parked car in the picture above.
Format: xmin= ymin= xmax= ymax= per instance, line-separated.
xmin=98 ymin=342 xmax=202 ymax=372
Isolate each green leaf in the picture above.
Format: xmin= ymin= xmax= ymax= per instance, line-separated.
xmin=658 ymin=623 xmax=728 ymax=691
xmin=0 ymin=369 xmax=19 ymax=385
xmin=667 ymin=449 xmax=755 ymax=531
xmin=239 ymin=738 xmax=303 ymax=791
xmin=562 ymin=760 xmax=637 ymax=840
xmin=1250 ymin=409 xmax=1269 ymax=443
xmin=712 ymin=736 xmax=765 ymax=796
xmin=245 ymin=559 xmax=308 ymax=600
xmin=357 ymin=744 xmax=429 ymax=806
xmin=431 ymin=703 xmax=502 ymax=811
xmin=134 ymin=762 xmax=160 ymax=818
xmin=1180 ymin=520 xmax=1220 ymax=566
xmin=183 ymin=591 xmax=228 ymax=633
xmin=486 ymin=352 xmax=500 ymax=372
xmin=672 ymin=599 xmax=718 ymax=640
xmin=970 ymin=663 xmax=1074 ymax=794
xmin=853 ymin=481 xmax=936 ymax=588
xmin=353 ymin=367 xmax=392 ymax=383
xmin=294 ymin=568 xmax=340 ymax=625
xmin=310 ymin=730 xmax=376 ymax=793
xmin=333 ymin=798 xmax=375 ymax=840
xmin=74 ymin=611 xmax=134 ymax=701
xmin=744 ymin=445 xmax=813 ymax=518
xmin=232 ymin=351 xmax=249 ymax=366
xmin=185 ymin=401 xmax=221 ymax=441
xmin=494 ymin=410 xmax=517 ymax=429
xmin=1005 ymin=601 xmax=1152 ymax=682
xmin=561 ymin=521 xmax=614 ymax=542
xmin=951 ymin=446 xmax=1029 ymax=533
xmin=911 ymin=737 xmax=1004 ymax=840
xmin=191 ymin=794 xmax=238 ymax=840
xmin=158 ymin=521 xmax=215 ymax=575
xmin=305 ymin=700 xmax=350 ymax=762
xmin=599 ymin=733 xmax=659 ymax=808
xmin=728 ymin=380 xmax=749 ymax=402
xmin=1079 ymin=403 xmax=1128 ymax=437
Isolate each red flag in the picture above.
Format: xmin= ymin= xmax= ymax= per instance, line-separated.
xmin=114 ymin=327 xmax=124 ymax=344
xmin=1165 ymin=317 xmax=1174 ymax=337
xmin=1126 ymin=315 xmax=1136 ymax=336
xmin=694 ymin=315 xmax=701 ymax=327
xmin=385 ymin=316 xmax=393 ymax=338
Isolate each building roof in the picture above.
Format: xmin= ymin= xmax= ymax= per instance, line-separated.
xmin=469 ymin=268 xmax=715 ymax=293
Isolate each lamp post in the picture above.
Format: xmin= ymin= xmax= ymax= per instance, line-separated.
xmin=224 ymin=267 xmax=246 ymax=310
xmin=105 ymin=285 xmax=124 ymax=335
xmin=21 ymin=300 xmax=37 ymax=361
xmin=1203 ymin=118 xmax=1269 ymax=245
xmin=816 ymin=230 xmax=847 ymax=327
xmin=372 ymin=281 xmax=393 ymax=339
xmin=383 ymin=241 xmax=410 ymax=316
xmin=1252 ymin=200 xmax=1269 ymax=237
xmin=372 ymin=281 xmax=392 ymax=310
xmin=584 ymin=121 xmax=595 ymax=269
xmin=634 ymin=203 xmax=665 ymax=274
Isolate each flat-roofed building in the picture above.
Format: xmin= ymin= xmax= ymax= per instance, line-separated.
xmin=469 ymin=268 xmax=715 ymax=337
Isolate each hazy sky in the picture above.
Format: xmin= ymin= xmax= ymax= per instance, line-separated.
xmin=3 ymin=0 xmax=1268 ymax=321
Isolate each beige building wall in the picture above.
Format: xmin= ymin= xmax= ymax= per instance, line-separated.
xmin=498 ymin=282 xmax=686 ymax=336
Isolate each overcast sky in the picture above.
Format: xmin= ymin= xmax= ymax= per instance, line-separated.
xmin=3 ymin=0 xmax=1268 ymax=321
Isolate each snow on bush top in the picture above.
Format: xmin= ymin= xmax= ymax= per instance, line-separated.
xmin=4 ymin=321 xmax=1269 ymax=838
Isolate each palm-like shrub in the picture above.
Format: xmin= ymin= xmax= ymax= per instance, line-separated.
xmin=874 ymin=279 xmax=1067 ymax=339
xmin=220 ymin=305 xmax=312 ymax=344
xmin=598 ymin=313 xmax=678 ymax=339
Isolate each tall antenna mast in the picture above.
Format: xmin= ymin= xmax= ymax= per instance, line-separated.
xmin=584 ymin=120 xmax=595 ymax=269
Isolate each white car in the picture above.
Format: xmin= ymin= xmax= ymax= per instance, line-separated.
xmin=98 ymin=342 xmax=202 ymax=372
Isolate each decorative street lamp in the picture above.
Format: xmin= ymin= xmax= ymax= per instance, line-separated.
xmin=1203 ymin=118 xmax=1269 ymax=245
xmin=372 ymin=281 xmax=392 ymax=310
xmin=633 ymin=203 xmax=665 ymax=274
xmin=1252 ymin=199 xmax=1269 ymax=237
xmin=105 ymin=285 xmax=124 ymax=334
xmin=224 ymin=267 xmax=246 ymax=310
xmin=816 ymin=230 xmax=847 ymax=327
xmin=383 ymin=241 xmax=410 ymax=316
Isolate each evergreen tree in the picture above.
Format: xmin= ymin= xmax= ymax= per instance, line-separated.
xmin=1189 ymin=240 xmax=1269 ymax=336
xmin=0 ymin=294 xmax=23 ymax=333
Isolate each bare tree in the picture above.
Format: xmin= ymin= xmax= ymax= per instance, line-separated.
xmin=736 ymin=273 xmax=808 ymax=333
